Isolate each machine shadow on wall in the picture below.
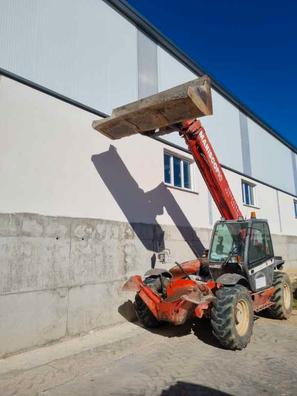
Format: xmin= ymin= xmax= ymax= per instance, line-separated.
xmin=91 ymin=145 xmax=205 ymax=263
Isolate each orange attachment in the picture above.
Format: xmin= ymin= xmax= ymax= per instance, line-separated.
xmin=122 ymin=275 xmax=143 ymax=292
xmin=169 ymin=259 xmax=201 ymax=279
xmin=206 ymin=279 xmax=216 ymax=290
xmin=139 ymin=287 xmax=161 ymax=318
xmin=194 ymin=302 xmax=210 ymax=318
xmin=166 ymin=278 xmax=197 ymax=299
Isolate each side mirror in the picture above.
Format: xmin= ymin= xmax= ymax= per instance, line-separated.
xmin=202 ymin=249 xmax=209 ymax=258
xmin=158 ymin=249 xmax=170 ymax=264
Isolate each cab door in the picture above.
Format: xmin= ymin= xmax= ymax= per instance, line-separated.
xmin=246 ymin=221 xmax=274 ymax=291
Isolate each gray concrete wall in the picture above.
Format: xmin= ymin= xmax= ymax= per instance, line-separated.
xmin=0 ymin=212 xmax=212 ymax=357
xmin=271 ymin=234 xmax=297 ymax=271
xmin=0 ymin=212 xmax=296 ymax=357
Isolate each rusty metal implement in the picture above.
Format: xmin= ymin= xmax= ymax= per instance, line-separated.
xmin=92 ymin=75 xmax=212 ymax=139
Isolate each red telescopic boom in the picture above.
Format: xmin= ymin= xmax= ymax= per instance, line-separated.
xmin=180 ymin=119 xmax=242 ymax=220
xmin=92 ymin=76 xmax=242 ymax=220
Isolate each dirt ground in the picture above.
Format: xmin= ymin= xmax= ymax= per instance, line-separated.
xmin=0 ymin=309 xmax=297 ymax=396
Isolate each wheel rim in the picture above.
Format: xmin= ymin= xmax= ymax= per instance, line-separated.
xmin=235 ymin=299 xmax=250 ymax=336
xmin=283 ymin=283 xmax=291 ymax=310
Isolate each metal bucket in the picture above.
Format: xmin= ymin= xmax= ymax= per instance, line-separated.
xmin=92 ymin=75 xmax=212 ymax=140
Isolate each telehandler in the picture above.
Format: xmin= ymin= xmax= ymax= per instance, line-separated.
xmin=92 ymin=76 xmax=293 ymax=350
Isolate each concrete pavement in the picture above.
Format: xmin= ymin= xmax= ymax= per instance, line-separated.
xmin=0 ymin=310 xmax=297 ymax=396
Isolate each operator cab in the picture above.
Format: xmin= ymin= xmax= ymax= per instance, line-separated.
xmin=208 ymin=218 xmax=278 ymax=292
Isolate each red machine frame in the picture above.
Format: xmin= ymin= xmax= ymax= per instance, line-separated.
xmin=124 ymin=119 xmax=275 ymax=325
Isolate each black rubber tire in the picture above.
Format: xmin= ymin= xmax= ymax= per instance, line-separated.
xmin=134 ymin=294 xmax=160 ymax=328
xmin=268 ymin=272 xmax=292 ymax=319
xmin=211 ymin=285 xmax=254 ymax=350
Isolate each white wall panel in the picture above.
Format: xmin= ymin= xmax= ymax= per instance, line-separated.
xmin=157 ymin=47 xmax=196 ymax=91
xmin=157 ymin=47 xmax=243 ymax=171
xmin=248 ymin=118 xmax=295 ymax=194
xmin=0 ymin=76 xmax=295 ymax=236
xmin=0 ymin=0 xmax=138 ymax=114
xmin=0 ymin=0 xmax=295 ymax=234
xmin=0 ymin=77 xmax=150 ymax=221
xmin=214 ymin=170 xmax=295 ymax=235
xmin=0 ymin=76 xmax=209 ymax=229
xmin=202 ymin=90 xmax=243 ymax=172
xmin=157 ymin=46 xmax=196 ymax=150
xmin=293 ymin=153 xmax=297 ymax=195
xmin=278 ymin=192 xmax=297 ymax=236
xmin=1 ymin=0 xmax=295 ymax=197
xmin=137 ymin=31 xmax=158 ymax=98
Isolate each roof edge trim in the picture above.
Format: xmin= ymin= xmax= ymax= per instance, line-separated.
xmin=105 ymin=0 xmax=297 ymax=154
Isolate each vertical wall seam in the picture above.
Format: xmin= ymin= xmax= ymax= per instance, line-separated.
xmin=291 ymin=151 xmax=297 ymax=196
xmin=136 ymin=28 xmax=140 ymax=99
xmin=239 ymin=112 xmax=252 ymax=176
xmin=137 ymin=30 xmax=158 ymax=99
xmin=156 ymin=41 xmax=159 ymax=93
xmin=65 ymin=221 xmax=72 ymax=336
xmin=276 ymin=190 xmax=282 ymax=233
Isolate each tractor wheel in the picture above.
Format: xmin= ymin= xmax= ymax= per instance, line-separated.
xmin=267 ymin=272 xmax=292 ymax=319
xmin=134 ymin=294 xmax=160 ymax=328
xmin=211 ymin=285 xmax=254 ymax=350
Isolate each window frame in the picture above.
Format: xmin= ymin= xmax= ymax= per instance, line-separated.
xmin=248 ymin=221 xmax=274 ymax=267
xmin=241 ymin=179 xmax=257 ymax=208
xmin=163 ymin=150 xmax=194 ymax=192
xmin=294 ymin=199 xmax=297 ymax=218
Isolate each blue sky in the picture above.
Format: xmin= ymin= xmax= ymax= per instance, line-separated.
xmin=126 ymin=0 xmax=297 ymax=149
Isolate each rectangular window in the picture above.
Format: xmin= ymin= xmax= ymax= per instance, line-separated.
xmin=183 ymin=161 xmax=191 ymax=189
xmin=248 ymin=222 xmax=273 ymax=265
xmin=164 ymin=153 xmax=171 ymax=184
xmin=242 ymin=180 xmax=255 ymax=206
xmin=163 ymin=152 xmax=192 ymax=190
xmin=173 ymin=156 xmax=182 ymax=187
xmin=294 ymin=200 xmax=297 ymax=218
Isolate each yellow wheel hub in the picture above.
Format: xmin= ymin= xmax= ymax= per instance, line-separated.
xmin=283 ymin=283 xmax=291 ymax=310
xmin=235 ymin=300 xmax=250 ymax=336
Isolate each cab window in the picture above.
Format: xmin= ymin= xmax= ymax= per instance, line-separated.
xmin=248 ymin=222 xmax=273 ymax=264
xmin=210 ymin=222 xmax=247 ymax=261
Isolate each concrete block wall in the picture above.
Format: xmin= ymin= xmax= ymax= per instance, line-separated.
xmin=1 ymin=212 xmax=296 ymax=357
xmin=0 ymin=212 xmax=212 ymax=356
xmin=271 ymin=234 xmax=297 ymax=271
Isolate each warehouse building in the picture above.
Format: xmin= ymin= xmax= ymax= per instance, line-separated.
xmin=0 ymin=0 xmax=296 ymax=355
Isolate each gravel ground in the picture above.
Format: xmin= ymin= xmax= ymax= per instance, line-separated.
xmin=0 ymin=309 xmax=297 ymax=396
